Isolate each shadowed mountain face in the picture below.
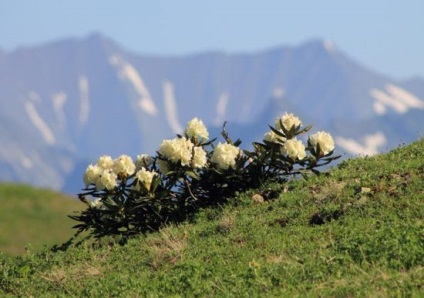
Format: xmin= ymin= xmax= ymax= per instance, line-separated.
xmin=1 ymin=33 xmax=423 ymax=193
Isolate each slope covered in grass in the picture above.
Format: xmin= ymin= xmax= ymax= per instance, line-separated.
xmin=1 ymin=139 xmax=423 ymax=297
xmin=0 ymin=183 xmax=83 ymax=255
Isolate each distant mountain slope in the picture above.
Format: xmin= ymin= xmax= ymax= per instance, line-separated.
xmin=0 ymin=33 xmax=423 ymax=193
xmin=0 ymin=183 xmax=82 ymax=255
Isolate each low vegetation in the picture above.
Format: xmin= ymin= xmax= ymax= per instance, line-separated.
xmin=1 ymin=138 xmax=423 ymax=297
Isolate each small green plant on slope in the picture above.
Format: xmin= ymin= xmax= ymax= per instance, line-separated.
xmin=70 ymin=113 xmax=340 ymax=242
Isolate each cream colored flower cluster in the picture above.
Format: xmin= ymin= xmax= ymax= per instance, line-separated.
xmin=159 ymin=137 xmax=193 ymax=166
xmin=263 ymin=113 xmax=335 ymax=161
xmin=83 ymin=114 xmax=336 ymax=193
xmin=113 ymin=155 xmax=136 ymax=176
xmin=84 ymin=154 xmax=136 ymax=190
xmin=281 ymin=139 xmax=306 ymax=160
xmin=309 ymin=131 xmax=335 ymax=155
xmin=135 ymin=167 xmax=157 ymax=191
xmin=263 ymin=113 xmax=301 ymax=144
xmin=263 ymin=113 xmax=306 ymax=160
xmin=185 ymin=117 xmax=209 ymax=140
xmin=157 ymin=117 xmax=210 ymax=173
xmin=192 ymin=147 xmax=208 ymax=168
xmin=275 ymin=112 xmax=302 ymax=131
xmin=158 ymin=137 xmax=207 ymax=173
xmin=84 ymin=153 xmax=160 ymax=192
xmin=211 ymin=143 xmax=241 ymax=170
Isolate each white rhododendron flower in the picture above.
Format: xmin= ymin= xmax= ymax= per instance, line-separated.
xmin=192 ymin=146 xmax=207 ymax=168
xmin=135 ymin=168 xmax=157 ymax=191
xmin=113 ymin=155 xmax=136 ymax=176
xmin=83 ymin=164 xmax=102 ymax=186
xmin=281 ymin=138 xmax=306 ymax=160
xmin=263 ymin=130 xmax=286 ymax=143
xmin=211 ymin=143 xmax=241 ymax=170
xmin=84 ymin=155 xmax=135 ymax=189
xmin=309 ymin=131 xmax=335 ymax=155
xmin=97 ymin=155 xmax=114 ymax=169
xmin=95 ymin=169 xmax=118 ymax=190
xmin=275 ymin=113 xmax=302 ymax=131
xmin=135 ymin=154 xmax=153 ymax=170
xmin=185 ymin=117 xmax=209 ymax=140
xmin=158 ymin=137 xmax=194 ymax=166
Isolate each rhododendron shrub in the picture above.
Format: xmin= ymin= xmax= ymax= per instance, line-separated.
xmin=70 ymin=113 xmax=339 ymax=241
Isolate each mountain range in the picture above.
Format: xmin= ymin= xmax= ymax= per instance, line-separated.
xmin=1 ymin=33 xmax=423 ymax=193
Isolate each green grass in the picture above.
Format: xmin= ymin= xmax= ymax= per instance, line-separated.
xmin=1 ymin=139 xmax=423 ymax=297
xmin=0 ymin=183 xmax=83 ymax=256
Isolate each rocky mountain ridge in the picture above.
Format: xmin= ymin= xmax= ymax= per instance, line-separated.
xmin=0 ymin=33 xmax=422 ymax=193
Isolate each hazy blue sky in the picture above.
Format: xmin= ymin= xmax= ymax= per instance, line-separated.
xmin=1 ymin=1 xmax=423 ymax=79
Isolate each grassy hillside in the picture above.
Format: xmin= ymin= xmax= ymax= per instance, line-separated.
xmin=0 ymin=183 xmax=83 ymax=255
xmin=1 ymin=139 xmax=423 ymax=297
